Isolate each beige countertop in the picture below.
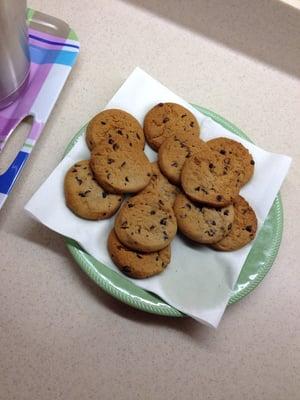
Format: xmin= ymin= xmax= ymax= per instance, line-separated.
xmin=1 ymin=1 xmax=299 ymax=399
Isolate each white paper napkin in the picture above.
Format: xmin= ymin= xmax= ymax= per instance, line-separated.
xmin=25 ymin=67 xmax=291 ymax=328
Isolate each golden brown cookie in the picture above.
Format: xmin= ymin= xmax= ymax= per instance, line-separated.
xmin=207 ymin=137 xmax=255 ymax=186
xmin=181 ymin=152 xmax=240 ymax=207
xmin=211 ymin=195 xmax=257 ymax=251
xmin=138 ymin=162 xmax=179 ymax=207
xmin=143 ymin=102 xmax=200 ymax=151
xmin=90 ymin=135 xmax=152 ymax=194
xmin=114 ymin=194 xmax=177 ymax=252
xmin=174 ymin=193 xmax=234 ymax=244
xmin=86 ymin=109 xmax=144 ymax=150
xmin=158 ymin=132 xmax=207 ymax=185
xmin=108 ymin=229 xmax=171 ymax=279
xmin=64 ymin=160 xmax=123 ymax=220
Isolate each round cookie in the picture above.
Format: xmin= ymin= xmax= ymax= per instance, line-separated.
xmin=181 ymin=152 xmax=240 ymax=207
xmin=174 ymin=193 xmax=234 ymax=244
xmin=211 ymin=196 xmax=257 ymax=251
xmin=114 ymin=194 xmax=177 ymax=252
xmin=207 ymin=137 xmax=255 ymax=186
xmin=139 ymin=162 xmax=179 ymax=207
xmin=108 ymin=229 xmax=171 ymax=279
xmin=86 ymin=108 xmax=145 ymax=150
xmin=144 ymin=102 xmax=200 ymax=151
xmin=90 ymin=135 xmax=152 ymax=194
xmin=158 ymin=132 xmax=207 ymax=185
xmin=64 ymin=160 xmax=123 ymax=220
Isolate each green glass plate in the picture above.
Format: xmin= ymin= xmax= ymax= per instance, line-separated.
xmin=64 ymin=105 xmax=283 ymax=317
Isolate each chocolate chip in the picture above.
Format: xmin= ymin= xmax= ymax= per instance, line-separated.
xmin=250 ymin=160 xmax=255 ymax=165
xmin=147 ymin=173 xmax=151 ymax=177
xmin=121 ymin=221 xmax=128 ymax=229
xmin=158 ymin=200 xmax=164 ymax=206
xmin=75 ymin=176 xmax=83 ymax=185
xmin=117 ymin=129 xmax=122 ymax=135
xmin=190 ymin=121 xmax=194 ymax=127
xmin=136 ymin=254 xmax=143 ymax=259
xmin=223 ymin=209 xmax=229 ymax=216
xmin=117 ymin=245 xmax=123 ymax=250
xmin=228 ymin=223 xmax=232 ymax=230
xmin=245 ymin=225 xmax=252 ymax=232
xmin=209 ymin=163 xmax=214 ymax=169
xmin=118 ymin=198 xmax=122 ymax=201
xmin=150 ymin=225 xmax=155 ymax=230
xmin=78 ymin=190 xmax=91 ymax=197
xmin=113 ymin=143 xmax=119 ymax=151
xmin=122 ymin=266 xmax=131 ymax=274
xmin=160 ymin=218 xmax=167 ymax=225
xmin=138 ymin=227 xmax=141 ymax=234
xmin=129 ymin=142 xmax=133 ymax=147
xmin=181 ymin=114 xmax=187 ymax=118
xmin=156 ymin=256 xmax=159 ymax=261
xmin=87 ymin=172 xmax=92 ymax=176
xmin=171 ymin=161 xmax=178 ymax=167
xmin=211 ymin=220 xmax=216 ymax=225
xmin=102 ymin=192 xmax=107 ymax=198
xmin=72 ymin=169 xmax=77 ymax=173
xmin=101 ymin=121 xmax=106 ymax=125
xmin=136 ymin=133 xmax=141 ymax=140
xmin=216 ymin=195 xmax=223 ymax=201
xmin=157 ymin=103 xmax=164 ymax=107
xmin=74 ymin=164 xmax=80 ymax=167
xmin=220 ymin=149 xmax=226 ymax=155
xmin=125 ymin=176 xmax=129 ymax=182
xmin=107 ymin=158 xmax=115 ymax=164
xmin=163 ymin=117 xmax=169 ymax=123
xmin=127 ymin=203 xmax=134 ymax=208
xmin=150 ymin=210 xmax=156 ymax=215
xmin=163 ymin=231 xmax=168 ymax=240
xmin=121 ymin=161 xmax=126 ymax=167
xmin=195 ymin=186 xmax=200 ymax=191
xmin=108 ymin=138 xmax=114 ymax=144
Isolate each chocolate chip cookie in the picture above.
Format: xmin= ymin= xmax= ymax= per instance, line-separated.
xmin=114 ymin=194 xmax=177 ymax=252
xmin=90 ymin=135 xmax=152 ymax=194
xmin=86 ymin=108 xmax=145 ymax=150
xmin=108 ymin=229 xmax=171 ymax=279
xmin=181 ymin=152 xmax=240 ymax=207
xmin=174 ymin=193 xmax=234 ymax=244
xmin=207 ymin=137 xmax=254 ymax=186
xmin=143 ymin=102 xmax=200 ymax=151
xmin=211 ymin=195 xmax=257 ymax=251
xmin=64 ymin=160 xmax=123 ymax=220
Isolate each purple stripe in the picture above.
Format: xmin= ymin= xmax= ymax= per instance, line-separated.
xmin=29 ymin=27 xmax=72 ymax=45
xmin=27 ymin=121 xmax=44 ymax=140
xmin=29 ymin=34 xmax=79 ymax=49
xmin=29 ymin=36 xmax=68 ymax=50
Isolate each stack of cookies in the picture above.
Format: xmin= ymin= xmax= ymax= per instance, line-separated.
xmin=64 ymin=103 xmax=257 ymax=279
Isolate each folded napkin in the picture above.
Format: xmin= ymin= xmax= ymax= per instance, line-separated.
xmin=25 ymin=67 xmax=291 ymax=327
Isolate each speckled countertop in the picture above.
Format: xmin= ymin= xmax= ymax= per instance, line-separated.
xmin=1 ymin=1 xmax=299 ymax=399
